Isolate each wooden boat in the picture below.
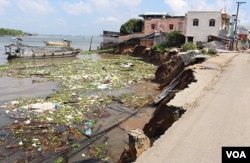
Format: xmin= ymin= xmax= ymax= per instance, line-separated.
xmin=5 ymin=44 xmax=81 ymax=60
xmin=43 ymin=39 xmax=71 ymax=46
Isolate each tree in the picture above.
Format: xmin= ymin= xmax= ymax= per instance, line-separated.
xmin=120 ymin=19 xmax=143 ymax=34
xmin=0 ymin=28 xmax=24 ymax=36
xmin=153 ymin=31 xmax=186 ymax=50
xmin=166 ymin=31 xmax=185 ymax=47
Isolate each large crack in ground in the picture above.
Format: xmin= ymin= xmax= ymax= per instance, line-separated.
xmin=144 ymin=69 xmax=195 ymax=139
xmin=68 ymin=47 xmax=197 ymax=163
xmin=119 ymin=47 xmax=197 ymax=163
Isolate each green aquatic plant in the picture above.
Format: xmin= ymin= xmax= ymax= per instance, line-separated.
xmin=1 ymin=54 xmax=157 ymax=161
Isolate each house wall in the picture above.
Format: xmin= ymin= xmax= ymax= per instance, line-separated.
xmin=186 ymin=11 xmax=222 ymax=43
xmin=143 ymin=17 xmax=186 ymax=35
xmin=140 ymin=39 xmax=154 ymax=47
xmin=101 ymin=30 xmax=120 ymax=49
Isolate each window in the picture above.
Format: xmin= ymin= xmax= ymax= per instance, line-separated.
xmin=151 ymin=24 xmax=155 ymax=30
xmin=193 ymin=19 xmax=199 ymax=26
xmin=169 ymin=24 xmax=174 ymax=30
xmin=178 ymin=22 xmax=183 ymax=31
xmin=187 ymin=36 xmax=194 ymax=42
xmin=209 ymin=19 xmax=215 ymax=26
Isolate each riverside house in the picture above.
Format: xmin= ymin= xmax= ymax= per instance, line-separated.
xmin=103 ymin=10 xmax=231 ymax=49
xmin=139 ymin=12 xmax=186 ymax=35
xmin=186 ymin=10 xmax=231 ymax=44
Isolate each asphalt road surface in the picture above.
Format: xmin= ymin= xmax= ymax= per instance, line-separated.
xmin=136 ymin=52 xmax=250 ymax=163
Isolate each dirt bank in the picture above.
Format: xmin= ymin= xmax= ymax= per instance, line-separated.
xmin=118 ymin=46 xmax=198 ymax=163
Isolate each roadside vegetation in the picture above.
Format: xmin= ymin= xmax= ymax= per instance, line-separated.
xmin=182 ymin=42 xmax=197 ymax=51
xmin=153 ymin=31 xmax=186 ymax=51
xmin=153 ymin=31 xmax=217 ymax=54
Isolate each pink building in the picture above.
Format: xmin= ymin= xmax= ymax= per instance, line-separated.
xmin=139 ymin=12 xmax=186 ymax=35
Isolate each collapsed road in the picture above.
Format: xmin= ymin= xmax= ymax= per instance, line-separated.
xmin=118 ymin=47 xmax=198 ymax=163
xmin=136 ymin=51 xmax=250 ymax=162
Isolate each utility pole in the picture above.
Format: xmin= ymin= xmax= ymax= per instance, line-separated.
xmin=234 ymin=1 xmax=246 ymax=49
xmin=89 ymin=36 xmax=93 ymax=51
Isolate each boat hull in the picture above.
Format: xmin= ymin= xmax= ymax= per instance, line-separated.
xmin=7 ymin=50 xmax=80 ymax=60
xmin=5 ymin=44 xmax=81 ymax=60
xmin=43 ymin=41 xmax=71 ymax=46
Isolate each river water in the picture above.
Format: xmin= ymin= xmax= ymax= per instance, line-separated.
xmin=0 ymin=35 xmax=103 ymax=64
xmin=0 ymin=35 xmax=104 ymax=104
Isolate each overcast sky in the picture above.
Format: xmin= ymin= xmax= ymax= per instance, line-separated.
xmin=0 ymin=0 xmax=249 ymax=36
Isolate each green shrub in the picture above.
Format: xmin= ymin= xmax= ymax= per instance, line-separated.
xmin=153 ymin=43 xmax=167 ymax=51
xmin=166 ymin=31 xmax=185 ymax=48
xmin=182 ymin=42 xmax=196 ymax=51
xmin=153 ymin=31 xmax=186 ymax=51
xmin=208 ymin=48 xmax=217 ymax=54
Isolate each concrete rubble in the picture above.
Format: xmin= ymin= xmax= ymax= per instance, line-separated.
xmin=119 ymin=129 xmax=150 ymax=163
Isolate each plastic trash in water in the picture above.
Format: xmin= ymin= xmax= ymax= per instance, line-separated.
xmin=54 ymin=103 xmax=60 ymax=109
xmin=37 ymin=147 xmax=42 ymax=152
xmin=84 ymin=120 xmax=93 ymax=135
xmin=112 ymin=75 xmax=118 ymax=82
xmin=85 ymin=120 xmax=93 ymax=127
xmin=85 ymin=128 xmax=92 ymax=135
xmin=97 ymin=83 xmax=108 ymax=89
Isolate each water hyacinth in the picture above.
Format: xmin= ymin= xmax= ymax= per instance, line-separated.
xmin=0 ymin=54 xmax=157 ymax=160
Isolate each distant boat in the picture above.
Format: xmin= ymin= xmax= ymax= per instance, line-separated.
xmin=43 ymin=39 xmax=71 ymax=46
xmin=11 ymin=37 xmax=23 ymax=45
xmin=4 ymin=44 xmax=81 ymax=60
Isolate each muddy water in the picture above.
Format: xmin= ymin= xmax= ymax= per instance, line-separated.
xmin=0 ymin=77 xmax=58 ymax=104
xmin=0 ymin=77 xmax=58 ymax=127
xmin=0 ymin=52 xmax=111 ymax=105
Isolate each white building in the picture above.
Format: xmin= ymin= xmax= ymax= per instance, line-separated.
xmin=186 ymin=10 xmax=231 ymax=44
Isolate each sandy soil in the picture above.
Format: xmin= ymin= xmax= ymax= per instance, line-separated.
xmin=136 ymin=51 xmax=250 ymax=162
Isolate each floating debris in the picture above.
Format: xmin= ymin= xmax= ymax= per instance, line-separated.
xmin=0 ymin=55 xmax=157 ymax=162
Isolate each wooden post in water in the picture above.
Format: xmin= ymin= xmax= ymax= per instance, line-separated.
xmin=89 ymin=36 xmax=93 ymax=51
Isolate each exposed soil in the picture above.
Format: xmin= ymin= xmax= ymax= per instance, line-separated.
xmin=118 ymin=70 xmax=195 ymax=163
xmin=117 ymin=46 xmax=197 ymax=163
